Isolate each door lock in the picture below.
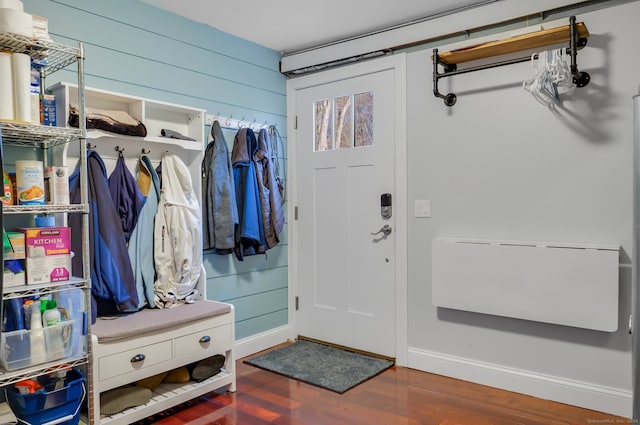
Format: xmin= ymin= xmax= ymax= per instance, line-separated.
xmin=380 ymin=193 xmax=392 ymax=219
xmin=371 ymin=224 xmax=392 ymax=236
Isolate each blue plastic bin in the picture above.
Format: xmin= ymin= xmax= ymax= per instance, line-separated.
xmin=5 ymin=368 xmax=85 ymax=425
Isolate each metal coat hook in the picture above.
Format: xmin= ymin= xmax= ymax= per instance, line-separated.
xmin=141 ymin=148 xmax=151 ymax=154
xmin=86 ymin=142 xmax=96 ymax=150
xmin=115 ymin=145 xmax=125 ymax=156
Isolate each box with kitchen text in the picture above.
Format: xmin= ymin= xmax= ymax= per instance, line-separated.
xmin=21 ymin=227 xmax=71 ymax=284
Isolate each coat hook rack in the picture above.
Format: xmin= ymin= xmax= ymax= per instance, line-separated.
xmin=206 ymin=113 xmax=274 ymax=131
xmin=432 ymin=16 xmax=590 ymax=107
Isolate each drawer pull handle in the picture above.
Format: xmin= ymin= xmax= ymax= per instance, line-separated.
xmin=131 ymin=354 xmax=146 ymax=363
xmin=199 ymin=335 xmax=211 ymax=343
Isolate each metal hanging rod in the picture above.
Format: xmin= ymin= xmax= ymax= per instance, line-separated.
xmin=432 ymin=15 xmax=590 ymax=107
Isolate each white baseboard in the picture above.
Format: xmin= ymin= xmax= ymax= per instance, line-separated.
xmin=408 ymin=347 xmax=632 ymax=418
xmin=234 ymin=325 xmax=292 ymax=360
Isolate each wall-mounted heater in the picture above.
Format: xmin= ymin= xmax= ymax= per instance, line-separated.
xmin=432 ymin=237 xmax=620 ymax=332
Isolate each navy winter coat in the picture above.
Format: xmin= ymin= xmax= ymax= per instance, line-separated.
xmin=232 ymin=128 xmax=266 ymax=259
xmin=108 ymin=153 xmax=145 ymax=242
xmin=70 ymin=150 xmax=139 ymax=322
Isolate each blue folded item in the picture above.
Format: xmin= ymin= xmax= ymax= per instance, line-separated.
xmin=5 ymin=259 xmax=24 ymax=273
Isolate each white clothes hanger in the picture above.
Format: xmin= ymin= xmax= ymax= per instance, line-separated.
xmin=523 ymin=48 xmax=576 ymax=107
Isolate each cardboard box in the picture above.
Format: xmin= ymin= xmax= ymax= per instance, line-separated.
xmin=5 ymin=232 xmax=25 ymax=260
xmin=3 ymin=268 xmax=25 ymax=288
xmin=31 ymin=15 xmax=51 ymax=41
xmin=42 ymin=95 xmax=56 ymax=127
xmin=44 ymin=166 xmax=70 ymax=205
xmin=22 ymin=227 xmax=71 ymax=284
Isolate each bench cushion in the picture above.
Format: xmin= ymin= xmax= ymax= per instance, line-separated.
xmin=92 ymin=300 xmax=232 ymax=343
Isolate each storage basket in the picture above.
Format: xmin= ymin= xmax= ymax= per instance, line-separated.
xmin=0 ymin=319 xmax=78 ymax=371
xmin=5 ymin=368 xmax=85 ymax=425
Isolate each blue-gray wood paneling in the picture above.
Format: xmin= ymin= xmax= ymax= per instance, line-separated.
xmin=22 ymin=0 xmax=288 ymax=340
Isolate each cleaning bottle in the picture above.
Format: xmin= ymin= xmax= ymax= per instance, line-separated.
xmin=42 ymin=299 xmax=61 ymax=327
xmin=42 ymin=299 xmax=64 ymax=356
xmin=29 ymin=300 xmax=46 ymax=365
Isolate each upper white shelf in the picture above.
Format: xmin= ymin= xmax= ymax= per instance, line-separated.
xmin=48 ymin=82 xmax=206 ymax=150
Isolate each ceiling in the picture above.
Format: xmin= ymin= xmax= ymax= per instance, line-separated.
xmin=141 ymin=0 xmax=493 ymax=54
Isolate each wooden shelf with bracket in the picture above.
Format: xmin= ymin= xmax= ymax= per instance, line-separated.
xmin=432 ymin=16 xmax=590 ymax=107
xmin=436 ymin=21 xmax=589 ymax=66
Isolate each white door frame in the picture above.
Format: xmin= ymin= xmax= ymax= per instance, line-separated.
xmin=286 ymin=53 xmax=408 ymax=366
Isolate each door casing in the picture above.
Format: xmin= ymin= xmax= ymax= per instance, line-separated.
xmin=286 ymin=53 xmax=408 ymax=366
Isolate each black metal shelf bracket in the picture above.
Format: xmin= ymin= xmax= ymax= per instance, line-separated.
xmin=569 ymin=16 xmax=590 ymax=88
xmin=433 ymin=50 xmax=458 ymax=107
xmin=432 ymin=16 xmax=590 ymax=107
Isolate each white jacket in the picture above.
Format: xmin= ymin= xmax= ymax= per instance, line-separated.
xmin=154 ymin=153 xmax=203 ymax=306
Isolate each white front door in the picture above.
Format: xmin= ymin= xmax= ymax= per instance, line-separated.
xmin=290 ymin=55 xmax=406 ymax=358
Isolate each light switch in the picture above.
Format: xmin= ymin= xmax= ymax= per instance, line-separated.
xmin=414 ymin=199 xmax=431 ymax=218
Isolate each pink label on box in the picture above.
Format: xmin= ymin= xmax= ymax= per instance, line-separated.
xmin=23 ymin=227 xmax=71 ymax=256
xmin=50 ymin=267 xmax=70 ymax=282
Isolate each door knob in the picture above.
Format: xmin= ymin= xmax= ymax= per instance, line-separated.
xmin=371 ymin=224 xmax=392 ymax=236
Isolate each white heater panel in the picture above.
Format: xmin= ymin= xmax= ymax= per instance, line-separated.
xmin=432 ymin=238 xmax=620 ymax=331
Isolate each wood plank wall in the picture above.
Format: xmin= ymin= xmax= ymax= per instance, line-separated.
xmin=22 ymin=0 xmax=288 ymax=340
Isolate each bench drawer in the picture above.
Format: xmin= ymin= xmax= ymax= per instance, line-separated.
xmin=174 ymin=323 xmax=232 ymax=363
xmin=98 ymin=339 xmax=172 ymax=381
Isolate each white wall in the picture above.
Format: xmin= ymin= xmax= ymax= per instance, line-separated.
xmin=406 ymin=1 xmax=638 ymax=417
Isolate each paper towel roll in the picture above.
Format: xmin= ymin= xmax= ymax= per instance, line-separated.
xmin=0 ymin=52 xmax=14 ymax=121
xmin=12 ymin=52 xmax=30 ymax=123
xmin=0 ymin=8 xmax=32 ymax=37
xmin=0 ymin=0 xmax=23 ymax=12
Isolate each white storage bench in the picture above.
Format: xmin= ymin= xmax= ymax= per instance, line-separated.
xmin=88 ymin=300 xmax=236 ymax=425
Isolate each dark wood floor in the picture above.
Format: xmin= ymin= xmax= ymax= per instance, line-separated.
xmin=138 ymin=345 xmax=630 ymax=425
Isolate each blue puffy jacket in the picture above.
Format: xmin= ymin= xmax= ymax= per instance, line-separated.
xmin=231 ymin=128 xmax=266 ymax=260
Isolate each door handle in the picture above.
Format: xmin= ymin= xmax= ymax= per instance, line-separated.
xmin=371 ymin=225 xmax=392 ymax=236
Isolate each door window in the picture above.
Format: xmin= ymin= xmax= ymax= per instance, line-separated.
xmin=355 ymin=91 xmax=373 ymax=147
xmin=314 ymin=91 xmax=373 ymax=152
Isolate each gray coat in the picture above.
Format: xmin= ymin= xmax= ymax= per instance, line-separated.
xmin=202 ymin=120 xmax=238 ymax=253
xmin=256 ymin=128 xmax=285 ymax=248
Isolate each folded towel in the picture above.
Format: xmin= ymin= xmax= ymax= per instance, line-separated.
xmin=69 ymin=104 xmax=147 ymax=137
